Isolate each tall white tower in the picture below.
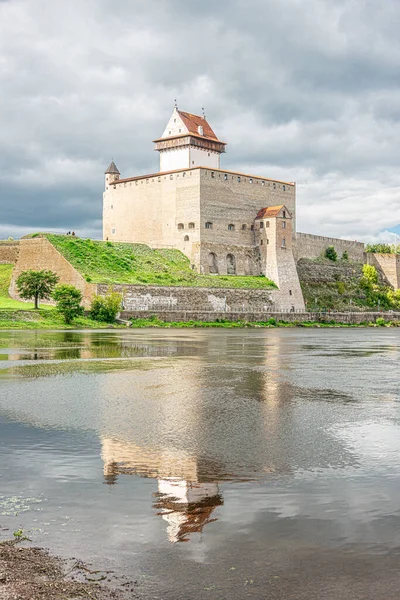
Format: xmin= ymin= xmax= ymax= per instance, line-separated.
xmin=153 ymin=107 xmax=226 ymax=172
xmin=104 ymin=160 xmax=120 ymax=188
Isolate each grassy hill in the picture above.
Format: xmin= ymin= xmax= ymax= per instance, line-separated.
xmin=47 ymin=235 xmax=276 ymax=289
xmin=0 ymin=264 xmax=55 ymax=309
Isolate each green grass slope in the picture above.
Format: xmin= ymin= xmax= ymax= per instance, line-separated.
xmin=0 ymin=264 xmax=54 ymax=309
xmin=47 ymin=235 xmax=276 ymax=289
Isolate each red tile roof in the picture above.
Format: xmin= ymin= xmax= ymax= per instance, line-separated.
xmin=256 ymin=205 xmax=290 ymax=219
xmin=177 ymin=110 xmax=219 ymax=141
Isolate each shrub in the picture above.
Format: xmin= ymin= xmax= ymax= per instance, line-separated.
xmin=16 ymin=269 xmax=59 ymax=309
xmin=325 ymin=246 xmax=337 ymax=261
xmin=342 ymin=250 xmax=349 ymax=260
xmin=376 ymin=317 xmax=386 ymax=326
xmin=52 ymin=284 xmax=84 ymax=324
xmin=267 ymin=317 xmax=277 ymax=326
xmin=90 ymin=291 xmax=122 ymax=322
xmin=336 ymin=281 xmax=345 ymax=295
xmin=361 ymin=264 xmax=378 ymax=286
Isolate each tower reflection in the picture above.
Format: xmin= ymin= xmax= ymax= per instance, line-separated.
xmin=101 ymin=438 xmax=223 ymax=543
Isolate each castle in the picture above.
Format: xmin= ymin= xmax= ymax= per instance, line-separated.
xmin=102 ymin=106 xmax=365 ymax=310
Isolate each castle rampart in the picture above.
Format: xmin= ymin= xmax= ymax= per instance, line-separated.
xmin=0 ymin=241 xmax=20 ymax=264
xmin=294 ymin=232 xmax=365 ymax=262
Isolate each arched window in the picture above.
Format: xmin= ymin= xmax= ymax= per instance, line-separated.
xmin=184 ymin=235 xmax=189 ymax=241
xmin=178 ymin=223 xmax=184 ymax=230
xmin=208 ymin=252 xmax=218 ymax=274
xmin=228 ymin=224 xmax=235 ymax=231
xmin=266 ymin=221 xmax=270 ymax=228
xmin=283 ymin=210 xmax=286 ymax=218
xmin=205 ymin=222 xmax=213 ymax=229
xmin=241 ymin=224 xmax=247 ymax=230
xmin=226 ymin=254 xmax=236 ymax=275
xmin=188 ymin=222 xmax=195 ymax=229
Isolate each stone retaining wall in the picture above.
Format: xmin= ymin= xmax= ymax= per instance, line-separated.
xmin=98 ymin=284 xmax=275 ymax=312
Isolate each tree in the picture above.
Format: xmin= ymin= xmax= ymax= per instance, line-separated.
xmin=325 ymin=246 xmax=337 ymax=261
xmin=16 ymin=269 xmax=59 ymax=309
xmin=90 ymin=291 xmax=122 ymax=323
xmin=362 ymin=264 xmax=378 ymax=286
xmin=52 ymin=284 xmax=84 ymax=324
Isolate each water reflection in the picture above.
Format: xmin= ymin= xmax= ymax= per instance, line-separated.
xmin=101 ymin=437 xmax=223 ymax=543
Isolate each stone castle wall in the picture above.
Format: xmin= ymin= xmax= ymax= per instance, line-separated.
xmin=294 ymin=232 xmax=364 ymax=262
xmin=366 ymin=252 xmax=400 ymax=290
xmin=0 ymin=241 xmax=20 ymax=264
xmin=10 ymin=238 xmax=95 ymax=307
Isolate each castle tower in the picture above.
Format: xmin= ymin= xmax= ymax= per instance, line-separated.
xmin=153 ymin=106 xmax=226 ymax=172
xmin=104 ymin=160 xmax=120 ymax=188
xmin=255 ymin=205 xmax=305 ymax=311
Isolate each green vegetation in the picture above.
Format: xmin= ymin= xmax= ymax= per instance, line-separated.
xmin=366 ymin=243 xmax=400 ymax=254
xmin=325 ymin=246 xmax=337 ymax=261
xmin=342 ymin=250 xmax=349 ymax=260
xmin=16 ymin=269 xmax=59 ymax=309
xmin=46 ymin=235 xmax=276 ymax=289
xmin=298 ymin=258 xmax=400 ymax=312
xmin=0 ymin=309 xmax=124 ymax=329
xmin=53 ymin=284 xmax=84 ymax=324
xmin=129 ymin=316 xmax=399 ymax=328
xmin=90 ymin=290 xmax=122 ymax=322
xmin=0 ymin=265 xmax=54 ymax=310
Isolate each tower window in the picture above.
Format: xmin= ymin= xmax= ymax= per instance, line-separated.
xmin=205 ymin=222 xmax=213 ymax=229
xmin=188 ymin=222 xmax=195 ymax=229
xmin=249 ymin=178 xmax=253 ymax=184
xmin=228 ymin=224 xmax=235 ymax=231
xmin=174 ymin=119 xmax=176 ymax=123
xmin=241 ymin=224 xmax=247 ymax=230
xmin=251 ymin=224 xmax=254 ymax=231
xmin=224 ymin=174 xmax=228 ymax=180
xmin=169 ymin=131 xmax=171 ymax=134
xmin=266 ymin=221 xmax=270 ymax=228
xmin=283 ymin=185 xmax=286 ymax=191
xmin=262 ymin=181 xmax=265 ymax=186
xmin=260 ymin=239 xmax=263 ymax=245
xmin=283 ymin=210 xmax=286 ymax=218
xmin=289 ymin=290 xmax=292 ymax=296
xmin=182 ymin=172 xmax=186 ymax=177
xmin=208 ymin=153 xmax=211 ymax=156
xmin=184 ymin=235 xmax=189 ymax=241
xmin=259 ymin=222 xmax=264 ymax=229
xmin=282 ymin=238 xmax=286 ymax=247
xmin=237 ymin=176 xmax=241 ymax=182
xmin=111 ymin=228 xmax=116 ymax=234
xmin=282 ymin=221 xmax=286 ymax=229
xmin=211 ymin=172 xmax=215 ymax=178
xmin=273 ymin=182 xmax=276 ymax=189
xmin=177 ymin=223 xmax=184 ymax=230
xmin=111 ymin=205 xmax=113 ymax=209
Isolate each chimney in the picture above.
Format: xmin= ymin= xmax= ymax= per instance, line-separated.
xmin=198 ymin=125 xmax=204 ymax=136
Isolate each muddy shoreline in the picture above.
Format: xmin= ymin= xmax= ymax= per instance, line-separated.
xmin=0 ymin=540 xmax=135 ymax=600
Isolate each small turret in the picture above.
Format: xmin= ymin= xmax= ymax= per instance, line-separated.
xmin=104 ymin=160 xmax=120 ymax=188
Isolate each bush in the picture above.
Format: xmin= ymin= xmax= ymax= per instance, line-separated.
xmin=376 ymin=317 xmax=386 ymax=326
xmin=52 ymin=284 xmax=84 ymax=324
xmin=342 ymin=250 xmax=349 ymax=260
xmin=325 ymin=246 xmax=337 ymax=261
xmin=90 ymin=291 xmax=122 ymax=322
xmin=336 ymin=281 xmax=345 ymax=295
xmin=267 ymin=317 xmax=277 ymax=326
xmin=361 ymin=264 xmax=379 ymax=286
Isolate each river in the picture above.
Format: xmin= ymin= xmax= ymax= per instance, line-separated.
xmin=0 ymin=328 xmax=399 ymax=599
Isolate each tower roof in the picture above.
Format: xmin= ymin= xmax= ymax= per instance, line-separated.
xmin=177 ymin=110 xmax=219 ymax=141
xmin=255 ymin=205 xmax=291 ymax=219
xmin=105 ymin=160 xmax=120 ymax=175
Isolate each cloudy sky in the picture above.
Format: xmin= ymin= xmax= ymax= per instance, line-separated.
xmin=1 ymin=0 xmax=399 ymax=242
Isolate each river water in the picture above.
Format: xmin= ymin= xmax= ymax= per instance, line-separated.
xmin=0 ymin=328 xmax=399 ymax=599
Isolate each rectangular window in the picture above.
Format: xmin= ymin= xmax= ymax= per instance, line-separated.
xmin=211 ymin=172 xmax=215 ymax=178
xmin=282 ymin=221 xmax=286 ymax=229
xmin=282 ymin=238 xmax=286 ymax=247
xmin=205 ymin=222 xmax=213 ymax=229
xmin=259 ymin=222 xmax=264 ymax=229
xmin=111 ymin=228 xmax=116 ymax=234
xmin=224 ymin=174 xmax=228 ymax=180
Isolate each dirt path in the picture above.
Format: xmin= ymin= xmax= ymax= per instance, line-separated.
xmin=0 ymin=541 xmax=136 ymax=599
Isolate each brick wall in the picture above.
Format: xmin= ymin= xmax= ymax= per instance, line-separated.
xmin=0 ymin=241 xmax=20 ymax=264
xmin=294 ymin=232 xmax=364 ymax=262
xmin=10 ymin=238 xmax=96 ymax=307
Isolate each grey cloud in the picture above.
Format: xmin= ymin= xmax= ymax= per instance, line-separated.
xmin=0 ymin=0 xmax=399 ymax=241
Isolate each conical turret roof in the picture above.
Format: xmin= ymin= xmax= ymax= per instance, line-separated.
xmin=105 ymin=160 xmax=120 ymax=175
